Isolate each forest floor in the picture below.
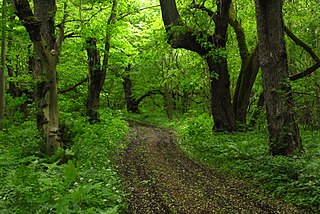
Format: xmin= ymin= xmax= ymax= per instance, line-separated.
xmin=117 ymin=122 xmax=304 ymax=214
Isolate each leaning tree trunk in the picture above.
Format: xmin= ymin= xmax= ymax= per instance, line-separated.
xmin=233 ymin=47 xmax=260 ymax=124
xmin=12 ymin=0 xmax=64 ymax=155
xmin=159 ymin=0 xmax=236 ymax=132
xmin=229 ymin=5 xmax=261 ymax=125
xmin=255 ymin=0 xmax=303 ymax=156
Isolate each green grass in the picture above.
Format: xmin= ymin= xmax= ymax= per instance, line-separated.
xmin=0 ymin=109 xmax=128 ymax=213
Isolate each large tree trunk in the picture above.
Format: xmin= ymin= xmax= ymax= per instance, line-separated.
xmin=255 ymin=0 xmax=303 ymax=155
xmin=0 ymin=0 xmax=7 ymax=119
xmin=13 ymin=0 xmax=63 ymax=155
xmin=34 ymin=0 xmax=61 ymax=154
xmin=207 ymin=57 xmax=236 ymax=131
xmin=159 ymin=0 xmax=236 ymax=131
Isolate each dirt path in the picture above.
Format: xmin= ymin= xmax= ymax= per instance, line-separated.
xmin=117 ymin=123 xmax=303 ymax=213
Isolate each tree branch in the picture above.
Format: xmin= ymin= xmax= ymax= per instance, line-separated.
xmin=289 ymin=62 xmax=320 ymax=81
xmin=118 ymin=5 xmax=160 ymax=20
xmin=136 ymin=90 xmax=161 ymax=104
xmin=102 ymin=0 xmax=117 ymax=74
xmin=228 ymin=4 xmax=249 ymax=64
xmin=284 ymin=26 xmax=320 ymax=81
xmin=55 ymin=2 xmax=68 ymax=55
xmin=191 ymin=2 xmax=217 ymax=22
xmin=11 ymin=0 xmax=41 ymax=42
xmin=284 ymin=25 xmax=320 ymax=62
xmin=59 ymin=77 xmax=88 ymax=94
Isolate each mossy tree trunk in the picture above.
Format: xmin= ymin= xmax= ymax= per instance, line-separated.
xmin=255 ymin=0 xmax=303 ymax=155
xmin=12 ymin=0 xmax=64 ymax=155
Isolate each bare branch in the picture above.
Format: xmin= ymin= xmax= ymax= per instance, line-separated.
xmin=55 ymin=2 xmax=68 ymax=55
xmin=291 ymin=91 xmax=320 ymax=99
xmin=284 ymin=25 xmax=320 ymax=62
xmin=11 ymin=0 xmax=41 ymax=41
xmin=192 ymin=3 xmax=217 ymax=22
xmin=59 ymin=76 xmax=88 ymax=94
xmin=118 ymin=5 xmax=160 ymax=21
xmin=289 ymin=62 xmax=320 ymax=81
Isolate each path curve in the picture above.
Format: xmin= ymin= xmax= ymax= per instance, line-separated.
xmin=117 ymin=122 xmax=302 ymax=213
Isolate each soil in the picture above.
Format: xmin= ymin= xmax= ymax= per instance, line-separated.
xmin=117 ymin=122 xmax=304 ymax=214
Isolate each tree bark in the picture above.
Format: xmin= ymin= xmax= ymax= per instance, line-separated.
xmin=160 ymin=0 xmax=236 ymax=131
xmin=164 ymin=82 xmax=173 ymax=118
xmin=0 ymin=0 xmax=7 ymax=119
xmin=207 ymin=57 xmax=235 ymax=131
xmin=12 ymin=0 xmax=63 ymax=155
xmin=122 ymin=65 xmax=139 ymax=113
xmin=233 ymin=46 xmax=260 ymax=124
xmin=255 ymin=0 xmax=303 ymax=155
xmin=86 ymin=38 xmax=105 ymax=122
xmin=85 ymin=0 xmax=116 ymax=122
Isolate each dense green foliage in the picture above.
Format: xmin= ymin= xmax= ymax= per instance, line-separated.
xmin=0 ymin=109 xmax=128 ymax=213
xmin=0 ymin=0 xmax=319 ymax=212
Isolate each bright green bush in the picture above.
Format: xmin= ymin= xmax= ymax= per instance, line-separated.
xmin=0 ymin=109 xmax=128 ymax=213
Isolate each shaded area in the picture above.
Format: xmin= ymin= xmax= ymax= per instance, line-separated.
xmin=117 ymin=122 xmax=303 ymax=213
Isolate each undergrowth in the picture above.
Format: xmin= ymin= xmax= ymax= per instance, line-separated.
xmin=128 ymin=111 xmax=320 ymax=213
xmin=0 ymin=109 xmax=128 ymax=213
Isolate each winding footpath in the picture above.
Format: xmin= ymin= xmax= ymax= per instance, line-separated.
xmin=117 ymin=123 xmax=303 ymax=213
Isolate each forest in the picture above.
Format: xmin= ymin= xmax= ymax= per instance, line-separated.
xmin=0 ymin=0 xmax=319 ymax=213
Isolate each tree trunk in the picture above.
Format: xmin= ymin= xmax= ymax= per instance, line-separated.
xmin=233 ymin=46 xmax=260 ymax=124
xmin=159 ymin=0 xmax=236 ymax=132
xmin=255 ymin=0 xmax=303 ymax=155
xmin=207 ymin=57 xmax=236 ymax=131
xmin=123 ymin=65 xmax=139 ymax=113
xmin=86 ymin=38 xmax=106 ymax=122
xmin=229 ymin=6 xmax=261 ymax=125
xmin=164 ymin=82 xmax=173 ymax=118
xmin=0 ymin=0 xmax=7 ymax=119
xmin=12 ymin=0 xmax=63 ymax=155
xmin=85 ymin=0 xmax=116 ymax=122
